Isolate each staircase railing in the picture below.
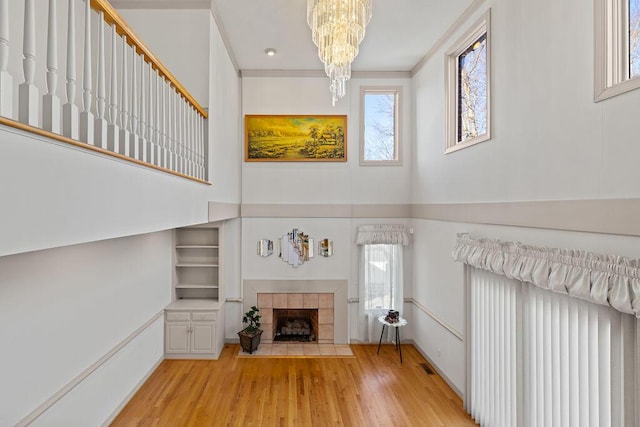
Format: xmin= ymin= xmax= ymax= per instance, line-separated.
xmin=0 ymin=0 xmax=208 ymax=183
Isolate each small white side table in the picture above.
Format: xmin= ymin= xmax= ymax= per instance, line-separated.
xmin=376 ymin=315 xmax=408 ymax=363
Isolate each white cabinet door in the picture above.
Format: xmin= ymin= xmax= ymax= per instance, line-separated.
xmin=166 ymin=321 xmax=190 ymax=353
xmin=191 ymin=321 xmax=215 ymax=353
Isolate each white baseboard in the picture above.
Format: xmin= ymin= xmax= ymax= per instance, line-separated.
xmin=408 ymin=339 xmax=464 ymax=399
xmin=101 ymin=355 xmax=164 ymax=426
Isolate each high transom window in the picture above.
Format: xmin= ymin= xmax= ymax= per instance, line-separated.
xmin=445 ymin=11 xmax=491 ymax=153
xmin=360 ymin=87 xmax=401 ymax=165
xmin=595 ymin=0 xmax=640 ymax=100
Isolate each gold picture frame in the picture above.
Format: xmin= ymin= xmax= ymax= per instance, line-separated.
xmin=245 ymin=115 xmax=347 ymax=162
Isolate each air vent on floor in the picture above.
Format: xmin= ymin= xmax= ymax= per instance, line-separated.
xmin=419 ymin=362 xmax=435 ymax=375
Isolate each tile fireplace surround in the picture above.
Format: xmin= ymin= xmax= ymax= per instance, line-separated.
xmin=243 ymin=280 xmax=348 ymax=344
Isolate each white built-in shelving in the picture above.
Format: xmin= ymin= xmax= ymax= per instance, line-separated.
xmin=173 ymin=226 xmax=220 ymax=301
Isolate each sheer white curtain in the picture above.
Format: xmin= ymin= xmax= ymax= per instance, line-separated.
xmin=356 ymin=224 xmax=409 ymax=343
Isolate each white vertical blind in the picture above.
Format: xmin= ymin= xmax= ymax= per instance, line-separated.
xmin=467 ymin=266 xmax=639 ymax=427
xmin=469 ymin=268 xmax=518 ymax=427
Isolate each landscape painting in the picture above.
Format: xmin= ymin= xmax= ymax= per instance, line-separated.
xmin=245 ymin=115 xmax=347 ymax=162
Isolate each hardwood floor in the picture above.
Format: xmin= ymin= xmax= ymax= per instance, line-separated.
xmin=111 ymin=344 xmax=477 ymax=426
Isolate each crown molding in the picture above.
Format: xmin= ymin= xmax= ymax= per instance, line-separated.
xmin=411 ymin=0 xmax=487 ymax=77
xmin=109 ymin=0 xmax=211 ymax=9
xmin=240 ymin=69 xmax=411 ymax=79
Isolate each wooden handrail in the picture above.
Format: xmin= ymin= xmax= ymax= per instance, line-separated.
xmin=90 ymin=0 xmax=208 ymax=119
xmin=0 ymin=117 xmax=211 ymax=185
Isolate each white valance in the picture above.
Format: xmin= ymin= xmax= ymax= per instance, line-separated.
xmin=356 ymin=224 xmax=410 ymax=246
xmin=453 ymin=233 xmax=640 ymax=317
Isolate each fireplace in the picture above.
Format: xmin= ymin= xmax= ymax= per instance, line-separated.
xmin=273 ymin=309 xmax=318 ymax=342
xmin=244 ymin=280 xmax=348 ymax=344
xmin=256 ymin=292 xmax=334 ymax=343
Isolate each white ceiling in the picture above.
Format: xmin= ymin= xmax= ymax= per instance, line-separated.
xmin=113 ymin=0 xmax=473 ymax=73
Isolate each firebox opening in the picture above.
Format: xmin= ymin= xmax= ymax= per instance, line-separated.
xmin=273 ymin=309 xmax=318 ymax=342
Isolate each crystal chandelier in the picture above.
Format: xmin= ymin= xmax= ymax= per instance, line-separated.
xmin=307 ymin=0 xmax=372 ymax=106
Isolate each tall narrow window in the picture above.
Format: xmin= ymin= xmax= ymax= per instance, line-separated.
xmin=356 ymin=224 xmax=409 ymax=343
xmin=360 ymin=87 xmax=401 ymax=165
xmin=445 ymin=11 xmax=491 ymax=153
xmin=595 ymin=0 xmax=640 ymax=100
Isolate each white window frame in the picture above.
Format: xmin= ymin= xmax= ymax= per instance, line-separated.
xmin=444 ymin=10 xmax=491 ymax=154
xmin=595 ymin=0 xmax=640 ymax=101
xmin=359 ymin=86 xmax=402 ymax=166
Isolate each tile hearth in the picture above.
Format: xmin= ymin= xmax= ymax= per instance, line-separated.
xmin=237 ymin=343 xmax=353 ymax=357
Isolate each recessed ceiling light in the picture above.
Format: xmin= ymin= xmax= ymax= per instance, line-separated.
xmin=264 ymin=48 xmax=277 ymax=57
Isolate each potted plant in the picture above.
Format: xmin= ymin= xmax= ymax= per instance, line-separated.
xmin=238 ymin=305 xmax=263 ymax=354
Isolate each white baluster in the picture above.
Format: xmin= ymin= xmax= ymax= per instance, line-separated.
xmin=189 ymin=106 xmax=195 ymax=178
xmin=147 ymin=63 xmax=154 ymax=165
xmin=107 ymin=24 xmax=119 ymax=153
xmin=79 ymin=0 xmax=93 ymax=144
xmin=192 ymin=108 xmax=198 ymax=178
xmin=63 ymin=0 xmax=78 ymax=138
xmin=177 ymin=95 xmax=184 ymax=174
xmin=18 ymin=0 xmax=38 ymax=126
xmin=200 ymin=115 xmax=206 ymax=179
xmin=94 ymin=11 xmax=107 ymax=148
xmin=155 ymin=71 xmax=163 ymax=167
xmin=161 ymin=78 xmax=168 ymax=168
xmin=169 ymin=88 xmax=176 ymax=170
xmin=139 ymin=56 xmax=147 ymax=163
xmin=119 ymin=36 xmax=129 ymax=156
xmin=0 ymin=0 xmax=13 ymax=118
xmin=166 ymin=84 xmax=173 ymax=170
xmin=43 ymin=0 xmax=60 ymax=133
xmin=129 ymin=44 xmax=139 ymax=159
xmin=182 ymin=102 xmax=189 ymax=176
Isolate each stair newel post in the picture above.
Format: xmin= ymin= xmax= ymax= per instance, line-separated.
xmin=63 ymin=0 xmax=78 ymax=139
xmin=107 ymin=23 xmax=119 ymax=153
xmin=94 ymin=11 xmax=107 ymax=148
xmin=139 ymin=55 xmax=147 ymax=163
xmin=129 ymin=43 xmax=139 ymax=159
xmin=119 ymin=35 xmax=129 ymax=156
xmin=43 ymin=0 xmax=60 ymax=133
xmin=18 ymin=0 xmax=38 ymax=126
xmin=0 ymin=0 xmax=13 ymax=118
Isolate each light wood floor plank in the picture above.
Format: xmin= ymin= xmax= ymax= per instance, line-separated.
xmin=111 ymin=344 xmax=477 ymax=426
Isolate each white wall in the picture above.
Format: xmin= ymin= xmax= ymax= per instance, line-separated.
xmin=242 ymin=76 xmax=412 ymax=204
xmin=0 ymin=7 xmax=241 ymax=257
xmin=0 ymin=231 xmax=171 ymax=426
xmin=236 ymin=75 xmax=413 ymax=339
xmin=0 ymin=5 xmax=241 ymax=424
xmin=411 ymin=0 xmax=640 ymax=394
xmin=118 ymin=9 xmax=211 ymax=108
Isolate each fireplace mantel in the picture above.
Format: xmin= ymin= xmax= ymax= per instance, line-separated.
xmin=243 ymin=279 xmax=348 ymax=344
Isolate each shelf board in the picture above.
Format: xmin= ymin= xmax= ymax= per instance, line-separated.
xmin=166 ymin=299 xmax=220 ymax=310
xmin=176 ymin=284 xmax=219 ymax=289
xmin=176 ymin=245 xmax=219 ymax=249
xmin=176 ymin=263 xmax=219 ymax=268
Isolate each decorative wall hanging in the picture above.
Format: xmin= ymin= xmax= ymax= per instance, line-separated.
xmin=245 ymin=115 xmax=347 ymax=162
xmin=279 ymin=228 xmax=314 ymax=268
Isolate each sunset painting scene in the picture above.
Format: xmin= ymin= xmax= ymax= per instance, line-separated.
xmin=245 ymin=115 xmax=347 ymax=162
